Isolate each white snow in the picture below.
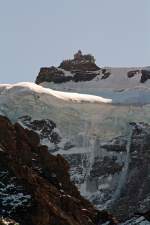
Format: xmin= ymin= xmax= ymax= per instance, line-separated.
xmin=0 ymin=182 xmax=31 ymax=215
xmin=0 ymin=82 xmax=112 ymax=104
xmin=58 ymin=68 xmax=75 ymax=77
xmin=41 ymin=67 xmax=150 ymax=105
xmin=1 ymin=67 xmax=150 ymax=214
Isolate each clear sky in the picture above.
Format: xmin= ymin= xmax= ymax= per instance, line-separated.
xmin=0 ymin=0 xmax=149 ymax=83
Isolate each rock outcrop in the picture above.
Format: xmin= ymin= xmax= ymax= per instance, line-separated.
xmin=127 ymin=69 xmax=150 ymax=83
xmin=59 ymin=50 xmax=99 ymax=72
xmin=0 ymin=115 xmax=117 ymax=225
xmin=35 ymin=66 xmax=72 ymax=84
xmin=140 ymin=69 xmax=150 ymax=83
xmin=35 ymin=51 xmax=101 ymax=84
xmin=127 ymin=70 xmax=140 ymax=78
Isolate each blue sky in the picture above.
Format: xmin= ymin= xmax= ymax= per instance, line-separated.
xmin=0 ymin=0 xmax=149 ymax=83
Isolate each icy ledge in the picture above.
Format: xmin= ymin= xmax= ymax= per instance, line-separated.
xmin=0 ymin=82 xmax=112 ymax=104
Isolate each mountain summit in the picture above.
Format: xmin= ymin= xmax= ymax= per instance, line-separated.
xmin=35 ymin=51 xmax=100 ymax=84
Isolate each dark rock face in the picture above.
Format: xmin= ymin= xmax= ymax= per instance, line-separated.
xmin=35 ymin=67 xmax=100 ymax=85
xmin=140 ymin=70 xmax=150 ymax=83
xmin=127 ymin=70 xmax=140 ymax=78
xmin=36 ymin=66 xmax=72 ymax=84
xmin=72 ymin=71 xmax=98 ymax=82
xmin=111 ymin=123 xmax=150 ymax=221
xmin=101 ymin=69 xmax=111 ymax=80
xmin=19 ymin=116 xmax=61 ymax=150
xmin=127 ymin=69 xmax=150 ymax=83
xmin=59 ymin=50 xmax=99 ymax=72
xmin=0 ymin=116 xmax=117 ymax=225
xmin=35 ymin=66 xmax=101 ymax=84
xmin=59 ymin=61 xmax=100 ymax=72
xmin=90 ymin=156 xmax=123 ymax=177
xmin=35 ymin=51 xmax=101 ymax=85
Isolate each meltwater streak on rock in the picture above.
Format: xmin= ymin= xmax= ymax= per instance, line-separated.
xmin=80 ymin=120 xmax=96 ymax=197
xmin=110 ymin=126 xmax=133 ymax=205
xmin=80 ymin=122 xmax=90 ymax=196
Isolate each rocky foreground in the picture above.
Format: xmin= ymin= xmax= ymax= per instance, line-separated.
xmin=0 ymin=115 xmax=117 ymax=225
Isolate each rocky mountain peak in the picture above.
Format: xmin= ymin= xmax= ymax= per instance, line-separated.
xmin=35 ymin=51 xmax=100 ymax=84
xmin=59 ymin=50 xmax=99 ymax=71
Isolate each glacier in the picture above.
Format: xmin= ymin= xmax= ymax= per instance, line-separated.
xmin=1 ymin=67 xmax=150 ymax=222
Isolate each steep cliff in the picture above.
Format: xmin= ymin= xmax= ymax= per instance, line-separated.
xmin=0 ymin=115 xmax=117 ymax=225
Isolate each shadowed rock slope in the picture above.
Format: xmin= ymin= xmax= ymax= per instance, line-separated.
xmin=0 ymin=115 xmax=117 ymax=225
